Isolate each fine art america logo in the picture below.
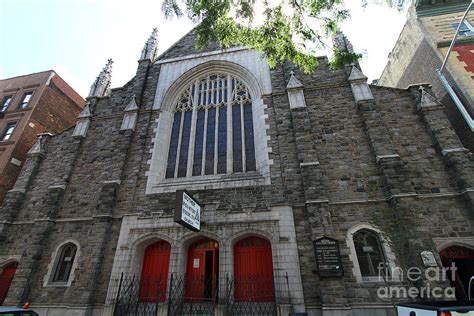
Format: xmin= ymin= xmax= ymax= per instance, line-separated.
xmin=376 ymin=263 xmax=456 ymax=299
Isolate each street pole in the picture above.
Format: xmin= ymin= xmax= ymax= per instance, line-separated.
xmin=436 ymin=0 xmax=474 ymax=132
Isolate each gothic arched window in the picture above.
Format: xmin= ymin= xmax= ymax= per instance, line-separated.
xmin=165 ymin=73 xmax=256 ymax=179
xmin=353 ymin=229 xmax=387 ymax=278
xmin=52 ymin=243 xmax=77 ymax=283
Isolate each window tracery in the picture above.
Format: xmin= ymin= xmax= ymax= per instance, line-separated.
xmin=165 ymin=73 xmax=256 ymax=179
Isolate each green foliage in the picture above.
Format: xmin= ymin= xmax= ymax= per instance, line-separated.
xmin=160 ymin=0 xmax=409 ymax=73
xmin=329 ymin=48 xmax=363 ymax=70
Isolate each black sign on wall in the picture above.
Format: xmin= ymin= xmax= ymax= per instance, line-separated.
xmin=313 ymin=237 xmax=343 ymax=277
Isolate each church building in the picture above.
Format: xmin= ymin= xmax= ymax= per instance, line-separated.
xmin=0 ymin=28 xmax=473 ymax=316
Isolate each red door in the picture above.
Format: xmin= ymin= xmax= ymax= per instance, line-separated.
xmin=439 ymin=246 xmax=474 ymax=301
xmin=185 ymin=239 xmax=219 ymax=302
xmin=139 ymin=240 xmax=171 ymax=302
xmin=0 ymin=262 xmax=17 ymax=305
xmin=234 ymin=236 xmax=274 ymax=301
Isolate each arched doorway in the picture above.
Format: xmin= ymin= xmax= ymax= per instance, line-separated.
xmin=0 ymin=262 xmax=18 ymax=305
xmin=139 ymin=240 xmax=171 ymax=302
xmin=185 ymin=238 xmax=219 ymax=302
xmin=234 ymin=236 xmax=274 ymax=301
xmin=439 ymin=245 xmax=474 ymax=301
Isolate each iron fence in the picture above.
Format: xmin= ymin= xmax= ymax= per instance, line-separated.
xmin=109 ymin=272 xmax=290 ymax=316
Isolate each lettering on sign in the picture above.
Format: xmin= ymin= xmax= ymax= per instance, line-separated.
xmin=174 ymin=190 xmax=201 ymax=231
xmin=193 ymin=258 xmax=200 ymax=268
xmin=313 ymin=237 xmax=344 ymax=277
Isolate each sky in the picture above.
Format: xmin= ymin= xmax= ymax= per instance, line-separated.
xmin=0 ymin=0 xmax=407 ymax=98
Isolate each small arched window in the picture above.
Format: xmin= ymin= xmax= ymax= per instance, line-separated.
xmin=165 ymin=73 xmax=256 ymax=179
xmin=353 ymin=229 xmax=387 ymax=278
xmin=52 ymin=243 xmax=77 ymax=283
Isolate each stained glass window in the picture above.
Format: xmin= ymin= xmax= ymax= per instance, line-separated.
xmin=165 ymin=73 xmax=256 ymax=178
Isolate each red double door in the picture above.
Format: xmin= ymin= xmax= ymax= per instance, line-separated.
xmin=185 ymin=239 xmax=219 ymax=302
xmin=0 ymin=262 xmax=17 ymax=305
xmin=138 ymin=236 xmax=274 ymax=303
xmin=139 ymin=241 xmax=171 ymax=302
xmin=234 ymin=236 xmax=274 ymax=302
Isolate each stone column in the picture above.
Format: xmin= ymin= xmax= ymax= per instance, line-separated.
xmin=350 ymin=66 xmax=415 ymax=196
xmin=409 ymin=85 xmax=473 ymax=210
xmin=0 ymin=134 xmax=50 ymax=239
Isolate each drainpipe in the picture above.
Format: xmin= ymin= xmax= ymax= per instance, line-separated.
xmin=436 ymin=0 xmax=474 ymax=132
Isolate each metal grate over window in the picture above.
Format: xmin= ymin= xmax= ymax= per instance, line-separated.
xmin=165 ymin=73 xmax=256 ymax=179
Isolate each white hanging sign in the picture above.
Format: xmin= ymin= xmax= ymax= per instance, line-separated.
xmin=174 ymin=190 xmax=201 ymax=231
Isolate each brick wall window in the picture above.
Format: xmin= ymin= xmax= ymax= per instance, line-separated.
xmin=1 ymin=122 xmax=17 ymax=141
xmin=165 ymin=73 xmax=256 ymax=179
xmin=0 ymin=95 xmax=13 ymax=112
xmin=52 ymin=243 xmax=77 ymax=283
xmin=353 ymin=229 xmax=388 ymax=278
xmin=17 ymin=92 xmax=33 ymax=109
xmin=452 ymin=20 xmax=474 ymax=37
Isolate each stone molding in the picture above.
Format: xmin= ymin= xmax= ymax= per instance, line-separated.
xmin=155 ymin=46 xmax=247 ymax=65
xmin=0 ymin=256 xmax=21 ymax=268
xmin=153 ymin=52 xmax=271 ymax=110
xmin=346 ymin=223 xmax=400 ymax=283
xmin=286 ymin=72 xmax=306 ymax=109
xmin=433 ymin=237 xmax=474 ymax=252
xmin=299 ymin=161 xmax=320 ymax=167
xmin=43 ymin=239 xmax=81 ymax=288
xmin=146 ymin=60 xmax=272 ymax=194
xmin=348 ymin=66 xmax=374 ymax=102
xmin=375 ymin=154 xmax=401 ymax=163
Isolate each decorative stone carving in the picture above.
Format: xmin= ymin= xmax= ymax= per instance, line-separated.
xmin=286 ymin=72 xmax=306 ymax=109
xmin=140 ymin=28 xmax=158 ymax=62
xmin=88 ymin=59 xmax=113 ymax=98
xmin=121 ymin=96 xmax=139 ymax=131
xmin=348 ymin=65 xmax=374 ymax=102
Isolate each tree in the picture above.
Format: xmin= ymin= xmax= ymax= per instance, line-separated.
xmin=161 ymin=0 xmax=408 ymax=72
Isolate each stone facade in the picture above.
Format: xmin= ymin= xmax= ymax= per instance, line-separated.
xmin=378 ymin=0 xmax=474 ymax=152
xmin=0 ymin=29 xmax=473 ymax=316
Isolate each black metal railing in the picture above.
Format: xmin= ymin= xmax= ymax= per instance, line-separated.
xmin=111 ymin=274 xmax=168 ymax=316
xmin=109 ymin=272 xmax=291 ymax=316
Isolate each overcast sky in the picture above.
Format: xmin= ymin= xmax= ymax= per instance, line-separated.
xmin=0 ymin=0 xmax=407 ymax=97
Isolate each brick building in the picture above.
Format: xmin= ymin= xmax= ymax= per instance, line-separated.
xmin=0 ymin=71 xmax=84 ymax=202
xmin=378 ymin=0 xmax=474 ymax=151
xmin=0 ymin=28 xmax=473 ymax=316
